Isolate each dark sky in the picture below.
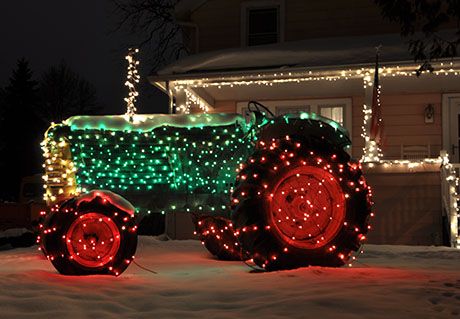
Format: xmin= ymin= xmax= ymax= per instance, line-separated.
xmin=0 ymin=0 xmax=168 ymax=115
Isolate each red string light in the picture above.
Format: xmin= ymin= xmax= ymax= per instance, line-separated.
xmin=229 ymin=135 xmax=373 ymax=271
xmin=40 ymin=190 xmax=137 ymax=276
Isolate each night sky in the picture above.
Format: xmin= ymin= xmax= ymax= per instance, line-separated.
xmin=0 ymin=0 xmax=167 ymax=115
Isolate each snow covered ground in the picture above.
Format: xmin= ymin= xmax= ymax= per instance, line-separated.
xmin=0 ymin=237 xmax=459 ymax=318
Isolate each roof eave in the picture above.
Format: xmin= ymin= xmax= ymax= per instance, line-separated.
xmin=149 ymin=58 xmax=460 ymax=84
xmin=151 ymin=80 xmax=168 ymax=94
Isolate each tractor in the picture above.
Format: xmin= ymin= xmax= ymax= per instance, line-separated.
xmin=39 ymin=102 xmax=372 ymax=275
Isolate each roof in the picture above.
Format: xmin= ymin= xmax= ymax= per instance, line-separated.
xmin=175 ymin=0 xmax=209 ymax=19
xmin=155 ymin=33 xmax=413 ymax=78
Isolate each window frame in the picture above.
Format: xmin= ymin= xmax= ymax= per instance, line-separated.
xmin=241 ymin=0 xmax=285 ymax=47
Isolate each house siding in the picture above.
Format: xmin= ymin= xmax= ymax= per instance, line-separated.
xmin=352 ymin=93 xmax=442 ymax=159
xmin=211 ymin=100 xmax=236 ymax=114
xmin=284 ymin=0 xmax=399 ymax=41
xmin=190 ymin=1 xmax=241 ymax=52
xmin=189 ymin=0 xmax=399 ymax=53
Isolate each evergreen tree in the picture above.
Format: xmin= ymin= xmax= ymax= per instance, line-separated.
xmin=37 ymin=61 xmax=101 ymax=123
xmin=0 ymin=58 xmax=44 ymax=201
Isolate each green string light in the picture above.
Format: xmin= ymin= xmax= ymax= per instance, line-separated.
xmin=45 ymin=120 xmax=255 ymax=215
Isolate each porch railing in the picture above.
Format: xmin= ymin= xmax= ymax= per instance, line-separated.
xmin=440 ymin=150 xmax=460 ymax=248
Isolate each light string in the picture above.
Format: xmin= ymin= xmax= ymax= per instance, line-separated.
xmin=41 ymin=118 xmax=256 ymax=216
xmin=124 ymin=48 xmax=140 ymax=121
xmin=440 ymin=152 xmax=460 ymax=248
xmin=41 ymin=124 xmax=79 ymax=203
xmin=171 ymin=61 xmax=460 ymax=90
xmin=361 ymin=72 xmax=382 ymax=163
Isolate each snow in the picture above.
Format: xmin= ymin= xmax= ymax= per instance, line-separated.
xmin=75 ymin=190 xmax=136 ymax=216
xmin=157 ymin=33 xmax=412 ymax=76
xmin=1 ymin=237 xmax=459 ymax=318
xmin=0 ymin=228 xmax=30 ymax=239
xmin=65 ymin=113 xmax=247 ymax=132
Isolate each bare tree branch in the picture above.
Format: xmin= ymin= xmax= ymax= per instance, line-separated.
xmin=110 ymin=0 xmax=188 ymax=72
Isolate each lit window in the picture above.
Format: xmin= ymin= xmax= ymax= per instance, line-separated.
xmin=319 ymin=106 xmax=344 ymax=125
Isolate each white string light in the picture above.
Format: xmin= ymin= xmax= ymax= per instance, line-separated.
xmin=171 ymin=61 xmax=460 ymax=89
xmin=361 ymin=73 xmax=383 ymax=163
xmin=41 ymin=123 xmax=79 ymax=203
xmin=174 ymin=88 xmax=210 ymax=114
xmin=185 ymin=88 xmax=209 ymax=113
xmin=363 ymin=155 xmax=459 ymax=248
xmin=440 ymin=152 xmax=460 ymax=248
xmin=124 ymin=48 xmax=140 ymax=121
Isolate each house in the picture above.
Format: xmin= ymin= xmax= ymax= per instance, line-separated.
xmin=149 ymin=0 xmax=460 ymax=247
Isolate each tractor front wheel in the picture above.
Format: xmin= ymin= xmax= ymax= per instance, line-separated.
xmin=41 ymin=191 xmax=138 ymax=276
xmin=196 ymin=216 xmax=242 ymax=261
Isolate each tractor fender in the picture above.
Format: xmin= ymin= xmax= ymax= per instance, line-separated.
xmin=74 ymin=190 xmax=135 ymax=217
xmin=258 ymin=114 xmax=351 ymax=150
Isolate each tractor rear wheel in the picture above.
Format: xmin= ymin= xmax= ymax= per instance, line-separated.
xmin=231 ymin=137 xmax=372 ymax=271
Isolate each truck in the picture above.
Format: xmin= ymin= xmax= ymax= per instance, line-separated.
xmin=0 ymin=174 xmax=46 ymax=249
xmin=39 ymin=103 xmax=372 ymax=275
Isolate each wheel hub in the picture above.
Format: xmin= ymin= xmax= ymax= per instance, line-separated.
xmin=270 ymin=166 xmax=346 ymax=249
xmin=66 ymin=213 xmax=121 ymax=268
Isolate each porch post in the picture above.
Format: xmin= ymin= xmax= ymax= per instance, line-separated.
xmin=440 ymin=150 xmax=459 ymax=248
xmin=166 ymin=81 xmax=174 ymax=114
xmin=175 ymin=87 xmax=188 ymax=114
xmin=361 ymin=70 xmax=382 ymax=162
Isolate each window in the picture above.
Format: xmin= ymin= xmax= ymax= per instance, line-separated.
xmin=247 ymin=7 xmax=279 ymax=46
xmin=241 ymin=107 xmax=250 ymax=121
xmin=241 ymin=1 xmax=284 ymax=47
xmin=319 ymin=105 xmax=344 ymax=126
xmin=276 ymin=106 xmax=310 ymax=116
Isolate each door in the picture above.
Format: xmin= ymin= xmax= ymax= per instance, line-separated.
xmin=448 ymin=97 xmax=460 ymax=162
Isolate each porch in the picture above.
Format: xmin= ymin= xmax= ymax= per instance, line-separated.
xmin=150 ymin=42 xmax=460 ymax=247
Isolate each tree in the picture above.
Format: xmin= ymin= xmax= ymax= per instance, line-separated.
xmin=111 ymin=0 xmax=187 ymax=71
xmin=0 ymin=58 xmax=43 ymax=201
xmin=374 ymin=0 xmax=460 ymax=61
xmin=37 ymin=62 xmax=101 ymax=123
